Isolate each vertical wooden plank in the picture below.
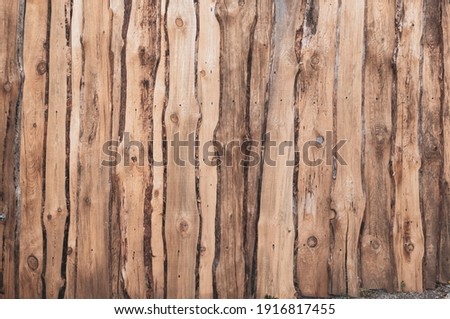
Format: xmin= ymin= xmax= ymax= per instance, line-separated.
xmin=65 ymin=0 xmax=82 ymax=298
xmin=0 ymin=0 xmax=20 ymax=299
xmin=245 ymin=0 xmax=272 ymax=298
xmin=421 ymin=0 xmax=442 ymax=289
xmin=151 ymin=0 xmax=167 ymax=299
xmin=108 ymin=0 xmax=125 ymax=298
xmin=197 ymin=0 xmax=219 ymax=299
xmin=43 ymin=0 xmax=71 ymax=298
xmin=72 ymin=0 xmax=113 ymax=298
xmin=165 ymin=0 xmax=199 ymax=298
xmin=116 ymin=0 xmax=160 ymax=298
xmin=329 ymin=0 xmax=366 ymax=297
xmin=214 ymin=0 xmax=256 ymax=299
xmin=18 ymin=0 xmax=48 ymax=298
xmin=297 ymin=0 xmax=338 ymax=297
xmin=440 ymin=0 xmax=450 ymax=284
xmin=360 ymin=0 xmax=395 ymax=292
xmin=256 ymin=0 xmax=304 ymax=299
xmin=392 ymin=0 xmax=424 ymax=292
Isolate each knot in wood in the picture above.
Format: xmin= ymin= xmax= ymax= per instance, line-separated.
xmin=370 ymin=239 xmax=380 ymax=250
xmin=27 ymin=255 xmax=39 ymax=271
xmin=307 ymin=236 xmax=318 ymax=248
xmin=67 ymin=247 xmax=73 ymax=256
xmin=37 ymin=61 xmax=47 ymax=75
xmin=170 ymin=113 xmax=179 ymax=124
xmin=3 ymin=81 xmax=12 ymax=92
xmin=175 ymin=18 xmax=184 ymax=27
xmin=177 ymin=219 xmax=189 ymax=234
xmin=405 ymin=242 xmax=415 ymax=252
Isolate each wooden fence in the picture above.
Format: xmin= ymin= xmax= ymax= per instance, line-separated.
xmin=1 ymin=0 xmax=450 ymax=298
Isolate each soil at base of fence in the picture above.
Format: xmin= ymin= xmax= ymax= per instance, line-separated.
xmin=358 ymin=283 xmax=450 ymax=299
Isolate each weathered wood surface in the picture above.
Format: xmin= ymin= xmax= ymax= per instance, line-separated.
xmin=1 ymin=0 xmax=449 ymax=299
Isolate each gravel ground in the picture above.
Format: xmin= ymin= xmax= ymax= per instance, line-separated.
xmin=359 ymin=283 xmax=450 ymax=299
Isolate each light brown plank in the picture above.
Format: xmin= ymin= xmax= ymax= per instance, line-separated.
xmin=18 ymin=0 xmax=48 ymax=299
xmin=43 ymin=0 xmax=71 ymax=298
xmin=0 ymin=0 xmax=20 ymax=299
xmin=165 ymin=0 xmax=199 ymax=298
xmin=151 ymin=0 xmax=167 ymax=299
xmin=329 ymin=0 xmax=366 ymax=297
xmin=214 ymin=0 xmax=256 ymax=299
xmin=440 ymin=0 xmax=450 ymax=284
xmin=297 ymin=0 xmax=338 ymax=298
xmin=72 ymin=0 xmax=113 ymax=298
xmin=197 ymin=0 xmax=220 ymax=299
xmin=360 ymin=0 xmax=395 ymax=292
xmin=115 ymin=0 xmax=160 ymax=299
xmin=256 ymin=0 xmax=304 ymax=299
xmin=245 ymin=0 xmax=272 ymax=298
xmin=421 ymin=0 xmax=442 ymax=289
xmin=392 ymin=0 xmax=424 ymax=292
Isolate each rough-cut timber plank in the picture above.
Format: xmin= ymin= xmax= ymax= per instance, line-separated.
xmin=329 ymin=0 xmax=366 ymax=297
xmin=165 ymin=0 xmax=199 ymax=298
xmin=245 ymin=0 xmax=272 ymax=298
xmin=297 ymin=0 xmax=338 ymax=298
xmin=197 ymin=0 xmax=220 ymax=299
xmin=71 ymin=1 xmax=113 ymax=298
xmin=65 ymin=0 xmax=82 ymax=298
xmin=18 ymin=0 xmax=48 ymax=298
xmin=392 ymin=0 xmax=424 ymax=292
xmin=214 ymin=0 xmax=256 ymax=299
xmin=115 ymin=0 xmax=160 ymax=299
xmin=151 ymin=0 xmax=167 ymax=299
xmin=43 ymin=0 xmax=71 ymax=298
xmin=440 ymin=0 xmax=450 ymax=284
xmin=108 ymin=0 xmax=125 ymax=299
xmin=421 ymin=0 xmax=442 ymax=290
xmin=360 ymin=0 xmax=395 ymax=292
xmin=0 ymin=0 xmax=20 ymax=299
xmin=256 ymin=0 xmax=304 ymax=299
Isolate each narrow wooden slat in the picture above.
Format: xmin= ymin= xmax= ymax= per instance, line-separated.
xmin=360 ymin=0 xmax=395 ymax=292
xmin=165 ymin=0 xmax=199 ymax=298
xmin=329 ymin=0 xmax=366 ymax=297
xmin=197 ymin=0 xmax=220 ymax=299
xmin=72 ymin=0 xmax=113 ymax=298
xmin=297 ymin=0 xmax=338 ymax=297
xmin=392 ymin=0 xmax=424 ymax=292
xmin=18 ymin=1 xmax=48 ymax=298
xmin=108 ymin=0 xmax=125 ymax=298
xmin=214 ymin=0 xmax=256 ymax=299
xmin=151 ymin=0 xmax=168 ymax=298
xmin=65 ymin=0 xmax=83 ymax=298
xmin=245 ymin=0 xmax=272 ymax=298
xmin=421 ymin=0 xmax=442 ymax=289
xmin=43 ymin=0 xmax=71 ymax=298
xmin=115 ymin=0 xmax=160 ymax=299
xmin=440 ymin=0 xmax=450 ymax=284
xmin=256 ymin=0 xmax=304 ymax=299
xmin=0 ymin=0 xmax=20 ymax=299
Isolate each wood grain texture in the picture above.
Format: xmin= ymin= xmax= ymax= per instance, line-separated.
xmin=440 ymin=0 xmax=450 ymax=284
xmin=116 ymin=0 xmax=160 ymax=298
xmin=297 ymin=0 xmax=338 ymax=298
xmin=392 ymin=0 xmax=425 ymax=292
xmin=0 ymin=0 xmax=20 ymax=299
xmin=360 ymin=0 xmax=395 ymax=292
xmin=329 ymin=0 xmax=366 ymax=297
xmin=256 ymin=0 xmax=304 ymax=299
xmin=420 ymin=0 xmax=442 ymax=289
xmin=214 ymin=0 xmax=256 ymax=299
xmin=43 ymin=0 xmax=71 ymax=298
xmin=197 ymin=0 xmax=220 ymax=299
xmin=165 ymin=0 xmax=199 ymax=298
xmin=151 ymin=0 xmax=167 ymax=298
xmin=70 ymin=0 xmax=113 ymax=298
xmin=245 ymin=0 xmax=272 ymax=299
xmin=18 ymin=0 xmax=48 ymax=298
